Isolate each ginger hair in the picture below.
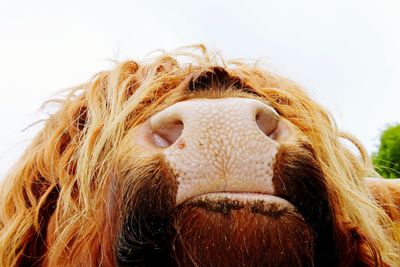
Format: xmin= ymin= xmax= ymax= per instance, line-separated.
xmin=0 ymin=45 xmax=399 ymax=266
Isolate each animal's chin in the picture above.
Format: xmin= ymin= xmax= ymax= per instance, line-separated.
xmin=172 ymin=192 xmax=314 ymax=267
xmin=178 ymin=192 xmax=297 ymax=216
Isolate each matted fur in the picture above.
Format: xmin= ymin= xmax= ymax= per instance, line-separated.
xmin=0 ymin=45 xmax=399 ymax=266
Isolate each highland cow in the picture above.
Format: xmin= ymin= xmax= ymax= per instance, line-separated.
xmin=0 ymin=46 xmax=399 ymax=266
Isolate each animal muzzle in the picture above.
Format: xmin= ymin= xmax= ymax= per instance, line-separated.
xmin=134 ymin=97 xmax=292 ymax=206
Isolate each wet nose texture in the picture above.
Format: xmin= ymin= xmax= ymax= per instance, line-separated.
xmin=149 ymin=97 xmax=280 ymax=205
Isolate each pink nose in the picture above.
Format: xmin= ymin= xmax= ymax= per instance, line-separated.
xmin=143 ymin=97 xmax=283 ymax=205
xmin=150 ymin=98 xmax=279 ymax=148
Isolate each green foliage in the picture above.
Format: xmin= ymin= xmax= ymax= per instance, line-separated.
xmin=372 ymin=124 xmax=400 ymax=178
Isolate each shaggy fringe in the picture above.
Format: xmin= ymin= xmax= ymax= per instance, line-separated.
xmin=0 ymin=44 xmax=399 ymax=266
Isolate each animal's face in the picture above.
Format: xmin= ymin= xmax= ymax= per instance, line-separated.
xmin=1 ymin=51 xmax=398 ymax=267
xmin=110 ymin=69 xmax=334 ymax=266
xmin=114 ymin=102 xmax=328 ymax=266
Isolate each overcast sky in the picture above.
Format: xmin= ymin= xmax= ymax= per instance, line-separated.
xmin=1 ymin=0 xmax=399 ymax=179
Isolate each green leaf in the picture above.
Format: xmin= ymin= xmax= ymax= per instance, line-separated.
xmin=373 ymin=124 xmax=400 ymax=179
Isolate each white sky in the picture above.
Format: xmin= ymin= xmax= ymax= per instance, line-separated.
xmin=1 ymin=0 xmax=400 ymax=179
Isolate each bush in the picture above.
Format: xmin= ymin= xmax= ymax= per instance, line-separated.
xmin=372 ymin=124 xmax=400 ymax=178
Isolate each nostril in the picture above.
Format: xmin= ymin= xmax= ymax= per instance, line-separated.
xmin=150 ymin=120 xmax=184 ymax=148
xmin=255 ymin=108 xmax=279 ymax=138
xmin=151 ymin=132 xmax=170 ymax=148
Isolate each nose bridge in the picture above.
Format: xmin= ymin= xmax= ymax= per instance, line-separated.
xmin=181 ymin=98 xmax=270 ymax=132
xmin=152 ymin=98 xmax=280 ymax=205
xmin=150 ymin=98 xmax=278 ymax=136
